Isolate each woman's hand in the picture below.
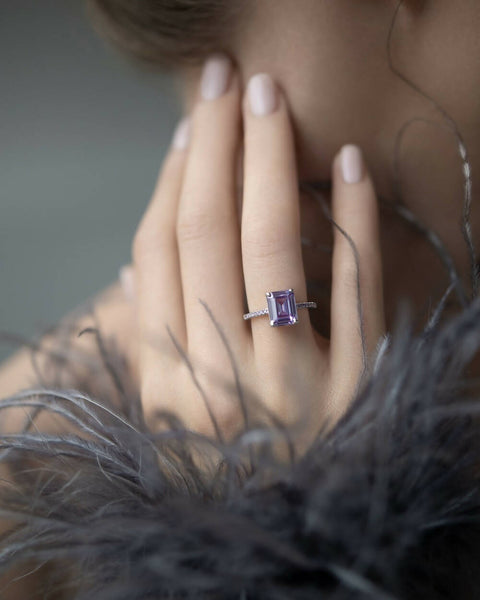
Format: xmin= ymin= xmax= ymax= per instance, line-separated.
xmin=126 ymin=53 xmax=385 ymax=454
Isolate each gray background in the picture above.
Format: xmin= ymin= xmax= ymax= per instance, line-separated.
xmin=0 ymin=0 xmax=180 ymax=363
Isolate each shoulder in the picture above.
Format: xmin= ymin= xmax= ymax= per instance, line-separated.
xmin=0 ymin=280 xmax=139 ymax=430
xmin=0 ymin=282 xmax=139 ymax=596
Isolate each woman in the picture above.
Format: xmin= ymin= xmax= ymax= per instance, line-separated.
xmin=1 ymin=1 xmax=480 ymax=598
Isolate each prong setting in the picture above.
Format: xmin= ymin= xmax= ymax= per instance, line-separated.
xmin=266 ymin=289 xmax=298 ymax=326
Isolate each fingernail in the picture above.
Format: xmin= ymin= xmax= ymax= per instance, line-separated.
xmin=340 ymin=144 xmax=364 ymax=184
xmin=247 ymin=73 xmax=278 ymax=116
xmin=119 ymin=264 xmax=135 ymax=302
xmin=172 ymin=116 xmax=190 ymax=150
xmin=201 ymin=53 xmax=232 ymax=100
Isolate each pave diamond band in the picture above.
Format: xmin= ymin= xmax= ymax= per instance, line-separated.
xmin=243 ymin=289 xmax=317 ymax=327
xmin=243 ymin=302 xmax=317 ymax=320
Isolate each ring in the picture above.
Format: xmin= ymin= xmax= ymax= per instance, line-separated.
xmin=243 ymin=289 xmax=317 ymax=327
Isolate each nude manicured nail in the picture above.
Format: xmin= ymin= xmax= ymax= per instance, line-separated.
xmin=172 ymin=117 xmax=190 ymax=150
xmin=247 ymin=73 xmax=278 ymax=116
xmin=119 ymin=265 xmax=135 ymax=302
xmin=201 ymin=53 xmax=232 ymax=100
xmin=340 ymin=144 xmax=364 ymax=184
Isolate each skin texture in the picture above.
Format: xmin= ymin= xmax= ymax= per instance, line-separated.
xmin=2 ymin=0 xmax=480 ymax=434
xmin=176 ymin=0 xmax=480 ymax=335
xmin=0 ymin=1 xmax=479 ymax=593
xmin=129 ymin=63 xmax=385 ymax=453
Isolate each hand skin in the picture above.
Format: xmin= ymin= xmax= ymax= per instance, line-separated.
xmin=0 ymin=56 xmax=384 ymax=460
xmin=0 ymin=55 xmax=384 ymax=459
xmin=0 ymin=63 xmax=385 ymax=595
xmin=127 ymin=55 xmax=386 ymax=457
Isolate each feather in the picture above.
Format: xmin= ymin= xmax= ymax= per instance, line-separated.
xmin=1 ymin=292 xmax=480 ymax=599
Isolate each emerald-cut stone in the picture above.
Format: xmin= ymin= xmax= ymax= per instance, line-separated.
xmin=266 ymin=289 xmax=298 ymax=326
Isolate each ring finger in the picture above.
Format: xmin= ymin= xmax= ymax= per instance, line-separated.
xmin=242 ymin=74 xmax=324 ymax=367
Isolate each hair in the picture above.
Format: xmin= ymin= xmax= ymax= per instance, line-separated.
xmin=85 ymin=0 xmax=478 ymax=309
xmin=2 ymin=283 xmax=480 ymax=599
xmin=85 ymin=0 xmax=250 ymax=71
xmin=1 ymin=1 xmax=480 ymax=598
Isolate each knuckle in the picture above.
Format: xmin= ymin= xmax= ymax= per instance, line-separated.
xmin=193 ymin=362 xmax=244 ymax=436
xmin=141 ymin=369 xmax=180 ymax=420
xmin=141 ymin=374 xmax=166 ymax=418
xmin=176 ymin=209 xmax=221 ymax=245
xmin=242 ymin=227 xmax=292 ymax=263
xmin=140 ymin=375 xmax=160 ymax=411
xmin=132 ymin=226 xmax=168 ymax=262
xmin=213 ymin=405 xmax=241 ymax=438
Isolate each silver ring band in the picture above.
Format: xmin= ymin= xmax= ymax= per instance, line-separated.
xmin=243 ymin=289 xmax=317 ymax=327
xmin=243 ymin=302 xmax=317 ymax=320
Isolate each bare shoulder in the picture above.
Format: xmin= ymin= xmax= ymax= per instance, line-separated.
xmin=0 ymin=282 xmax=138 ymax=596
xmin=0 ymin=279 xmax=139 ymax=417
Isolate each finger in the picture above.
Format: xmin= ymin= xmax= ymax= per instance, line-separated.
xmin=119 ymin=264 xmax=135 ymax=303
xmin=241 ymin=74 xmax=322 ymax=367
xmin=329 ymin=144 xmax=386 ymax=386
xmin=132 ymin=118 xmax=190 ymax=382
xmin=176 ymin=54 xmax=249 ymax=364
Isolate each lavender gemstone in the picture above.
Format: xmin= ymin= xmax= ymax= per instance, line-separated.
xmin=266 ymin=289 xmax=298 ymax=326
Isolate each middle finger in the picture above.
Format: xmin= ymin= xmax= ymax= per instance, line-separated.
xmin=177 ymin=54 xmax=250 ymax=366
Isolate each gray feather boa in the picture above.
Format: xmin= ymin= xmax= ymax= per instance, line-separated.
xmin=0 ymin=286 xmax=480 ymax=599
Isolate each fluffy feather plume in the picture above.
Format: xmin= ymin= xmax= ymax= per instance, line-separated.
xmin=1 ymin=291 xmax=480 ymax=600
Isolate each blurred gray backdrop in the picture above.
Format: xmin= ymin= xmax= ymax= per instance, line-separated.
xmin=0 ymin=0 xmax=180 ymax=363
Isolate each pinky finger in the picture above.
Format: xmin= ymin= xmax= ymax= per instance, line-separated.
xmin=329 ymin=144 xmax=386 ymax=385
